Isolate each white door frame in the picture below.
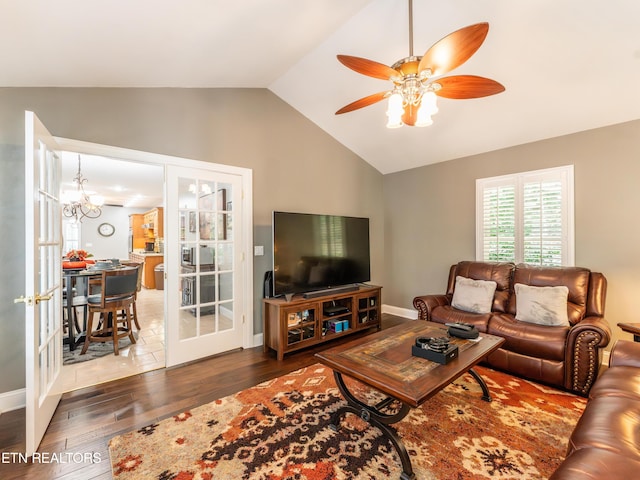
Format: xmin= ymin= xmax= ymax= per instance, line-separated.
xmin=53 ymin=137 xmax=255 ymax=355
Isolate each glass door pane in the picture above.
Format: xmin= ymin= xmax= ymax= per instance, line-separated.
xmin=178 ymin=178 xmax=233 ymax=340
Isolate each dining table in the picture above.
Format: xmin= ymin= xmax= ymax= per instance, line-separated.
xmin=63 ymin=267 xmax=99 ymax=351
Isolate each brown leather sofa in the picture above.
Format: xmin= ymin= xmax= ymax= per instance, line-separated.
xmin=413 ymin=261 xmax=611 ymax=396
xmin=549 ymin=340 xmax=640 ymax=479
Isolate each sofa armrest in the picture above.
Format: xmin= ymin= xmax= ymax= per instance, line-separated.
xmin=565 ymin=316 xmax=612 ymax=395
xmin=609 ymin=340 xmax=640 ymax=368
xmin=413 ymin=294 xmax=451 ymax=321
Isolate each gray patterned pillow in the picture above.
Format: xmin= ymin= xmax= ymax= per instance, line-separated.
xmin=514 ymin=283 xmax=570 ymax=326
xmin=451 ymin=276 xmax=497 ymax=314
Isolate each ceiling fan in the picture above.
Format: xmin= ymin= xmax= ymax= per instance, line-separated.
xmin=335 ymin=0 xmax=505 ymax=128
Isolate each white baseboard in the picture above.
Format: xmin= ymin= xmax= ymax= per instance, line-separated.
xmin=601 ymin=349 xmax=610 ymax=367
xmin=0 ymin=388 xmax=25 ymax=413
xmin=382 ymin=304 xmax=417 ymax=319
xmin=253 ymin=332 xmax=263 ymax=347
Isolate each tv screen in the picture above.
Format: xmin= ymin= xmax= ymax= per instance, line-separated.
xmin=272 ymin=211 xmax=371 ymax=297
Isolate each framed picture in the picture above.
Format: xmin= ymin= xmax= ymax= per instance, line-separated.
xmin=217 ymin=189 xmax=227 ymax=240
xmin=197 ymin=189 xmax=228 ymax=240
xmin=199 ymin=192 xmax=215 ymax=211
xmin=217 ymin=188 xmax=226 ymax=210
xmin=199 ymin=212 xmax=214 ymax=240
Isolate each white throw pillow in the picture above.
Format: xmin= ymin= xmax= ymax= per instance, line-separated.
xmin=514 ymin=283 xmax=570 ymax=326
xmin=451 ymin=276 xmax=497 ymax=314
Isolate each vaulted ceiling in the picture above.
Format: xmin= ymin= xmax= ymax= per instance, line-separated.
xmin=3 ymin=0 xmax=640 ymax=174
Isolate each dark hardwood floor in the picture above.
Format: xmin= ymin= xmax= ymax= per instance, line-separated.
xmin=0 ymin=314 xmax=409 ymax=480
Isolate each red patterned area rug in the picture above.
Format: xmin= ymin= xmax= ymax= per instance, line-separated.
xmin=109 ymin=364 xmax=586 ymax=479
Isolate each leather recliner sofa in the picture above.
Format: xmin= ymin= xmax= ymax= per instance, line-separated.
xmin=549 ymin=340 xmax=640 ymax=479
xmin=413 ymin=261 xmax=611 ymax=396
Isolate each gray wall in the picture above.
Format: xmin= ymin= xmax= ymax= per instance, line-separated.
xmin=383 ymin=119 xmax=640 ymax=350
xmin=0 ymin=87 xmax=384 ymax=395
xmin=72 ymin=206 xmax=149 ymax=260
xmin=0 ymin=145 xmax=26 ymax=393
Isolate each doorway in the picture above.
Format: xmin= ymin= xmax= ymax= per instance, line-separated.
xmin=57 ymin=152 xmax=166 ymax=392
xmin=53 ymin=138 xmax=254 ymax=392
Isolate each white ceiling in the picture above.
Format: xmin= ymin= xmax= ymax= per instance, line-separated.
xmin=60 ymin=152 xmax=164 ymax=209
xmin=4 ymin=0 xmax=640 ymax=175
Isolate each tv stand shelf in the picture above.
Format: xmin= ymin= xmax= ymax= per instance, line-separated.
xmin=263 ymin=285 xmax=382 ymax=361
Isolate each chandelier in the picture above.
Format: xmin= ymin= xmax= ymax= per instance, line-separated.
xmin=62 ymin=155 xmax=104 ymax=222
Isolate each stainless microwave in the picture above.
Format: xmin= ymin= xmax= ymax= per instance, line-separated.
xmin=182 ymin=246 xmax=215 ymax=266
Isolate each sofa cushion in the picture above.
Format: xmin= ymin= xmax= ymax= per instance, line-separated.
xmin=451 ymin=276 xmax=497 ymax=314
xmin=430 ymin=306 xmax=490 ymax=333
xmin=567 ymin=395 xmax=640 ymax=460
xmin=486 ymin=348 xmax=565 ymax=387
xmin=514 ymin=283 xmax=570 ymax=326
xmin=508 ymin=264 xmax=590 ymax=324
xmin=446 ymin=261 xmax=514 ymax=313
xmin=549 ymin=447 xmax=640 ymax=480
xmin=488 ymin=313 xmax=568 ymax=361
xmin=588 ymin=366 xmax=640 ymax=401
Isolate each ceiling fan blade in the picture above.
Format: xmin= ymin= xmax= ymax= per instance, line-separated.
xmin=335 ymin=91 xmax=389 ymax=115
xmin=337 ymin=55 xmax=400 ymax=81
xmin=434 ymin=75 xmax=505 ymax=99
xmin=418 ymin=23 xmax=489 ymax=77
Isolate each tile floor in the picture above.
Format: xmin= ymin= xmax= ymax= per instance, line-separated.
xmin=56 ymin=288 xmax=165 ymax=393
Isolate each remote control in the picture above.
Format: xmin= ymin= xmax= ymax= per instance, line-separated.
xmin=445 ymin=322 xmax=474 ymax=331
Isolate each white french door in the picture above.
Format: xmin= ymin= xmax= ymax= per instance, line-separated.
xmin=21 ymin=111 xmax=65 ymax=456
xmin=165 ymin=165 xmax=246 ymax=366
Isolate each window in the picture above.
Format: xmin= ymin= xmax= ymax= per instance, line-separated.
xmin=476 ymin=165 xmax=574 ymax=266
xmin=63 ymin=220 xmax=80 ymax=254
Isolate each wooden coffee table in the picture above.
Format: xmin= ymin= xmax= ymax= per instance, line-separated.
xmin=315 ymin=320 xmax=505 ymax=480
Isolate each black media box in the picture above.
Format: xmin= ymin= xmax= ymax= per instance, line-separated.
xmin=411 ymin=344 xmax=459 ymax=365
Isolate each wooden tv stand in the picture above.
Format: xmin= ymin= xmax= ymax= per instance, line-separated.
xmin=263 ymin=285 xmax=382 ymax=361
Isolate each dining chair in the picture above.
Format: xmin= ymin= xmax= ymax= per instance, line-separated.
xmin=120 ymin=261 xmax=143 ymax=330
xmin=80 ymin=267 xmax=138 ymax=356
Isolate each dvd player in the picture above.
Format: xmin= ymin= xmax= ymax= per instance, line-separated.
xmin=324 ymin=305 xmax=350 ymax=316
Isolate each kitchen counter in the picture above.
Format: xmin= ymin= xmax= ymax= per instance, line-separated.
xmin=129 ymin=252 xmax=164 ymax=289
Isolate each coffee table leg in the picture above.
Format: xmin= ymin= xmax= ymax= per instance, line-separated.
xmin=468 ymin=368 xmax=492 ymax=402
xmin=330 ymin=371 xmax=416 ymax=480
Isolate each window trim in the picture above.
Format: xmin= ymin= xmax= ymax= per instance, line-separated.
xmin=475 ymin=165 xmax=575 ymax=266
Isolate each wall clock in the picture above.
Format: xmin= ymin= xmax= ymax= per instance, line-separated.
xmin=98 ymin=222 xmax=115 ymax=237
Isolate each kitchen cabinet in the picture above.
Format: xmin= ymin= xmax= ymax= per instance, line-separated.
xmin=129 ymin=213 xmax=145 ymax=250
xmin=143 ymin=207 xmax=163 ymax=240
xmin=129 ymin=252 xmax=164 ymax=289
xmin=181 ymin=264 xmax=216 ymax=314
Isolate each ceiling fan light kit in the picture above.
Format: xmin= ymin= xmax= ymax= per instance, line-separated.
xmin=336 ymin=0 xmax=505 ymax=128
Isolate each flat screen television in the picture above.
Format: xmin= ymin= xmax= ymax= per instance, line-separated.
xmin=272 ymin=211 xmax=371 ymax=298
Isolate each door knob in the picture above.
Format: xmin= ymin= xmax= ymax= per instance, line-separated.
xmin=34 ymin=293 xmax=53 ymax=305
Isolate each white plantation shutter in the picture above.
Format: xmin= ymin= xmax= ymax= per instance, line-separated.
xmin=476 ymin=166 xmax=574 ymax=266
xmin=523 ymin=179 xmax=563 ymax=265
xmin=482 ymin=183 xmax=515 ymax=262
